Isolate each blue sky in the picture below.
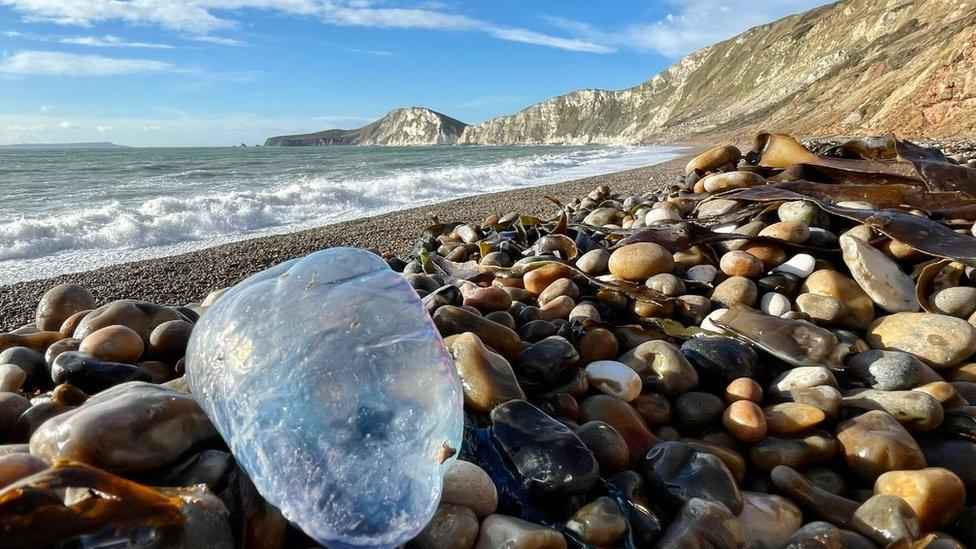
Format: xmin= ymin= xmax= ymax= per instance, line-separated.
xmin=0 ymin=1 xmax=830 ymax=146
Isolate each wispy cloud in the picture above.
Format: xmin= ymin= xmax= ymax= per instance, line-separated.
xmin=5 ymin=28 xmax=183 ymax=48
xmin=340 ymin=46 xmax=394 ymax=57
xmin=0 ymin=50 xmax=176 ymax=76
xmin=545 ymin=0 xmax=831 ymax=57
xmin=59 ymin=34 xmax=176 ymax=49
xmin=0 ymin=0 xmax=613 ymax=53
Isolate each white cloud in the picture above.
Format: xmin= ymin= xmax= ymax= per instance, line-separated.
xmin=0 ymin=50 xmax=176 ymax=76
xmin=59 ymin=34 xmax=176 ymax=49
xmin=0 ymin=0 xmax=613 ymax=53
xmin=95 ymin=124 xmax=115 ymax=132
xmin=546 ymin=0 xmax=831 ymax=57
xmin=58 ymin=120 xmax=78 ymax=129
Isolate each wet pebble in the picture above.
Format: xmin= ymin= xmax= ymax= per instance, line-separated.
xmin=29 ymin=381 xmax=217 ymax=474
xmin=836 ymin=410 xmax=926 ymax=482
xmin=619 ymin=340 xmax=698 ymax=396
xmin=848 ymin=349 xmax=938 ymax=390
xmin=450 ymin=333 xmax=525 ymax=414
xmin=852 ymin=494 xmax=920 ymax=545
xmin=490 ymin=400 xmax=598 ymax=495
xmin=474 ymin=515 xmax=565 ymax=549
xmin=764 ymin=402 xmax=825 ymax=435
xmin=738 ymin=491 xmax=803 ymax=548
xmin=874 ymin=467 xmax=966 ymax=531
xmin=564 ymin=496 xmax=627 ymax=546
xmin=640 ymin=440 xmax=742 ymax=513
xmin=575 ymin=421 xmax=629 ymax=472
xmin=681 ymin=336 xmax=759 ymax=389
xmin=580 ymin=394 xmax=657 ymax=465
xmin=584 ymin=360 xmax=641 ymax=401
xmin=654 ymin=498 xmax=745 ymax=547
xmin=722 ymin=399 xmax=767 ymax=443
xmin=710 ymin=276 xmax=758 ymax=308
xmin=409 ymin=504 xmax=479 ymax=549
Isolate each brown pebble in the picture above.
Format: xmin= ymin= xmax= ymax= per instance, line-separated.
xmin=578 ymin=328 xmax=618 ymax=364
xmin=524 ymin=264 xmax=573 ymax=295
xmin=711 ymin=276 xmax=758 ymax=308
xmin=764 ymin=403 xmax=825 ymax=435
xmin=726 ymin=377 xmax=763 ymax=404
xmin=35 ymin=283 xmax=96 ymax=332
xmin=741 ymin=243 xmax=787 ymax=267
xmin=58 ymin=309 xmax=93 ymax=338
xmin=462 ymin=285 xmax=513 ymax=313
xmin=720 ymin=250 xmax=764 ymax=278
xmin=538 ymin=278 xmax=579 ymax=306
xmin=539 ymin=295 xmax=575 ymax=321
xmin=723 ymin=400 xmax=767 ymax=443
xmin=79 ymin=324 xmax=145 ymax=363
xmin=0 ymin=453 xmax=47 ymax=488
xmin=608 ymin=243 xmax=675 ymax=282
xmin=147 ymin=319 xmax=194 ymax=361
xmin=874 ymin=467 xmax=966 ymax=531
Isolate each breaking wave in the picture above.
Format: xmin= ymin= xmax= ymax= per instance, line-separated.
xmin=0 ymin=145 xmax=684 ymax=283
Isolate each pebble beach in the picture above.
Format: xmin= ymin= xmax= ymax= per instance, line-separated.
xmin=3 ymin=132 xmax=976 ymax=548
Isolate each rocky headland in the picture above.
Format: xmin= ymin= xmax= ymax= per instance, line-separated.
xmin=267 ymin=0 xmax=975 ymax=148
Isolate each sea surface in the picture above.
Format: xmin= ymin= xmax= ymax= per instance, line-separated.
xmin=0 ymin=145 xmax=684 ymax=284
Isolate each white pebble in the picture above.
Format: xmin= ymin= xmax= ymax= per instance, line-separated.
xmin=0 ymin=363 xmax=26 ymax=392
xmin=836 ymin=200 xmax=874 ymax=210
xmin=775 ymin=253 xmax=816 ymax=278
xmin=760 ymin=292 xmax=793 ymax=316
xmin=686 ymin=264 xmax=718 ymax=283
xmin=584 ymin=360 xmax=642 ymax=402
xmin=644 ymin=208 xmax=680 ymax=224
xmin=712 ymin=222 xmax=739 ymax=234
xmin=700 ymin=308 xmax=730 ymax=334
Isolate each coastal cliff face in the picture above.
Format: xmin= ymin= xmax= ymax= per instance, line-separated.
xmin=458 ymin=0 xmax=976 ymax=144
xmin=267 ymin=0 xmax=975 ymax=146
xmin=265 ymin=108 xmax=468 ymax=146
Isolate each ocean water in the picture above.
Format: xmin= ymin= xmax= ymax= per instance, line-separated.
xmin=0 ymin=145 xmax=684 ymax=284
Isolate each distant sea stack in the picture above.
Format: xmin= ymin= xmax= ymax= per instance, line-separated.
xmin=266 ymin=0 xmax=975 ymax=147
xmin=264 ymin=107 xmax=468 ymax=146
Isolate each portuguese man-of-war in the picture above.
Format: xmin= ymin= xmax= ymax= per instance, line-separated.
xmin=186 ymin=247 xmax=464 ymax=548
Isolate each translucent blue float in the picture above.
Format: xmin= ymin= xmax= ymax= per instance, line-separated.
xmin=186 ymin=247 xmax=463 ymax=548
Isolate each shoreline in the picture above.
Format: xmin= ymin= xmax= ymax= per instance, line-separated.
xmin=0 ymin=154 xmax=696 ymax=330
